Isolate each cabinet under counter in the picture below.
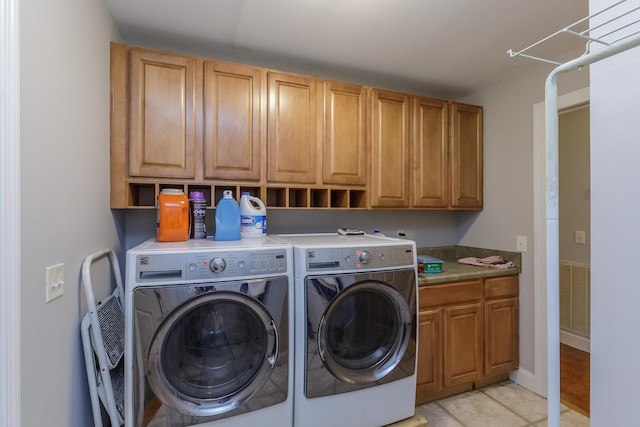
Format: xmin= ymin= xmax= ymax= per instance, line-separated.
xmin=415 ymin=247 xmax=520 ymax=404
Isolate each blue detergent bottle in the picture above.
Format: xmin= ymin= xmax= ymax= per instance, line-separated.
xmin=214 ymin=190 xmax=241 ymax=241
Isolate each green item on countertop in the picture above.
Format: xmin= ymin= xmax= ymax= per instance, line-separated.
xmin=417 ymin=255 xmax=442 ymax=274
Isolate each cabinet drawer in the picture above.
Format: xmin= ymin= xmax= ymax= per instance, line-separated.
xmin=420 ymin=280 xmax=482 ymax=309
xmin=484 ymin=275 xmax=518 ymax=300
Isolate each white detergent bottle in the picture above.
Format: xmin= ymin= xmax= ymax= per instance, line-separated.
xmin=240 ymin=192 xmax=267 ymax=239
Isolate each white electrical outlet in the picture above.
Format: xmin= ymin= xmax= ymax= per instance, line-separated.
xmin=575 ymin=230 xmax=586 ymax=245
xmin=516 ymin=236 xmax=527 ymax=252
xmin=46 ymin=263 xmax=64 ymax=302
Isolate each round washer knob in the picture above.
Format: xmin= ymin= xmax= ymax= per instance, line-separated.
xmin=359 ymin=250 xmax=372 ymax=265
xmin=209 ymin=257 xmax=227 ymax=273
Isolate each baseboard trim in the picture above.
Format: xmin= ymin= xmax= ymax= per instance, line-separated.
xmin=560 ymin=330 xmax=590 ymax=353
xmin=509 ymin=367 xmax=546 ymax=397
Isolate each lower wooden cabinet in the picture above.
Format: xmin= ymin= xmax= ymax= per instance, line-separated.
xmin=416 ymin=275 xmax=518 ymax=404
xmin=443 ymin=302 xmax=483 ymax=387
xmin=416 ymin=309 xmax=441 ymax=396
xmin=484 ymin=276 xmax=519 ymax=377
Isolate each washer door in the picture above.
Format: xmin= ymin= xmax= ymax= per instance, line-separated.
xmin=316 ymin=280 xmax=411 ymax=385
xmin=146 ymin=291 xmax=278 ymax=417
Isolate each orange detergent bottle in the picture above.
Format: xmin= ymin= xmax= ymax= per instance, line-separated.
xmin=157 ymin=189 xmax=189 ymax=242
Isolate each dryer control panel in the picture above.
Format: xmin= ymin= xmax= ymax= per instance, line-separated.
xmin=305 ymin=244 xmax=414 ymax=271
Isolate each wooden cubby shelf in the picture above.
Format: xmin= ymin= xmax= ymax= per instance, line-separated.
xmin=125 ymin=182 xmax=367 ymax=210
xmin=311 ymin=189 xmax=329 ymax=208
xmin=128 ymin=183 xmax=156 ymax=207
xmin=350 ymin=190 xmax=367 ymax=208
xmin=266 ymin=187 xmax=287 ymax=208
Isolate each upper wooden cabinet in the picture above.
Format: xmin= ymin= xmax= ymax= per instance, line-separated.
xmin=111 ymin=43 xmax=482 ymax=210
xmin=369 ymin=93 xmax=483 ymax=211
xmin=450 ymin=102 xmax=483 ymax=209
xmin=322 ymin=81 xmax=367 ymax=186
xmin=370 ymin=88 xmax=411 ymax=208
xmin=128 ymin=48 xmax=197 ymax=179
xmin=203 ymin=61 xmax=261 ymax=181
xmin=267 ymin=71 xmax=319 ymax=184
xmin=412 ymin=99 xmax=483 ymax=210
xmin=412 ymin=97 xmax=450 ymax=208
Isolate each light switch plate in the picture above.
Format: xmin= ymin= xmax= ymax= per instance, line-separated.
xmin=516 ymin=235 xmax=527 ymax=252
xmin=46 ymin=263 xmax=64 ymax=302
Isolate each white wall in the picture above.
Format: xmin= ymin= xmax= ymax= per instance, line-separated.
xmin=458 ymin=62 xmax=589 ymax=374
xmin=590 ymin=0 xmax=640 ymax=424
xmin=20 ymin=0 xmax=120 ymax=425
xmin=559 ymin=106 xmax=590 ymax=264
xmin=124 ymin=209 xmax=459 ymax=251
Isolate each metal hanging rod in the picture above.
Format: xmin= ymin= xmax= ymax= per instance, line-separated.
xmin=507 ymin=0 xmax=640 ymax=66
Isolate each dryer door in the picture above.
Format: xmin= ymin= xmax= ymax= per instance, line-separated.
xmin=146 ymin=290 xmax=278 ymax=417
xmin=308 ymin=270 xmax=414 ymax=396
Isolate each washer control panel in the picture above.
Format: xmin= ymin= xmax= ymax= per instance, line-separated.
xmin=135 ymin=248 xmax=288 ymax=283
xmin=186 ymin=249 xmax=288 ymax=280
xmin=306 ymin=244 xmax=414 ymax=271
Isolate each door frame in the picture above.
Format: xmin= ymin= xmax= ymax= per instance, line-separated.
xmin=532 ymin=86 xmax=589 ymax=397
xmin=0 ymin=0 xmax=22 ymax=425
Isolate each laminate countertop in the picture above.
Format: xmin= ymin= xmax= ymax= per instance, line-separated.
xmin=417 ymin=245 xmax=521 ymax=286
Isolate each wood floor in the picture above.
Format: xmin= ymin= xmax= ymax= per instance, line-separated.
xmin=560 ymin=343 xmax=590 ymax=417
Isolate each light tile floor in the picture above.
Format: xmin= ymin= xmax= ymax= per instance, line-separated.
xmin=415 ymin=381 xmax=590 ymax=427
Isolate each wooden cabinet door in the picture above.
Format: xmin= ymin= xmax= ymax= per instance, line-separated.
xmin=322 ymin=81 xmax=367 ymax=185
xmin=484 ymin=275 xmax=519 ymax=376
xmin=412 ymin=97 xmax=449 ymax=208
xmin=128 ymin=49 xmax=197 ymax=178
xmin=267 ymin=72 xmax=319 ymax=183
xmin=203 ymin=62 xmax=261 ymax=180
xmin=370 ymin=89 xmax=410 ymax=207
xmin=416 ymin=308 xmax=442 ymax=399
xmin=450 ymin=102 xmax=483 ymax=209
xmin=443 ymin=302 xmax=483 ymax=387
xmin=485 ymin=295 xmax=519 ymax=376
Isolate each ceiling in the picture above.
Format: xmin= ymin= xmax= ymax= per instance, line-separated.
xmin=104 ymin=0 xmax=589 ymax=99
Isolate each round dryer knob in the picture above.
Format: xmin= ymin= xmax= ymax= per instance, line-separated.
xmin=209 ymin=257 xmax=227 ymax=273
xmin=358 ymin=250 xmax=372 ymax=265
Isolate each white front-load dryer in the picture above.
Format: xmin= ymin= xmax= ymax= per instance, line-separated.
xmin=273 ymin=233 xmax=418 ymax=427
xmin=124 ymin=237 xmax=293 ymax=427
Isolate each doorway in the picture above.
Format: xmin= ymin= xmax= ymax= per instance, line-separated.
xmin=531 ymin=86 xmax=589 ymax=400
xmin=558 ymin=104 xmax=590 ymax=416
xmin=559 ymin=104 xmax=591 ymax=352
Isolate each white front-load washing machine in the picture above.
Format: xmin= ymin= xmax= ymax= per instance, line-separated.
xmin=124 ymin=237 xmax=293 ymax=427
xmin=273 ymin=233 xmax=418 ymax=427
